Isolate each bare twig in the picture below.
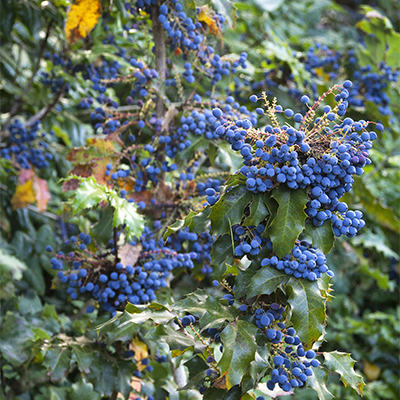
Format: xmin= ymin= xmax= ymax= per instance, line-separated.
xmin=25 ymin=82 xmax=67 ymax=127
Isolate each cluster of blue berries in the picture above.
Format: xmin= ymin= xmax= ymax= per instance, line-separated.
xmin=1 ymin=120 xmax=54 ymax=170
xmin=211 ymin=81 xmax=381 ymax=241
xmin=233 ymin=223 xmax=272 ymax=257
xmin=261 ymin=240 xmax=334 ymax=281
xmin=243 ymin=303 xmax=320 ymax=393
xmin=47 ymin=228 xmax=198 ymax=314
xmin=348 ymin=61 xmax=399 ymax=116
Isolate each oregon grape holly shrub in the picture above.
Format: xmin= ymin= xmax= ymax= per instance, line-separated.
xmin=1 ymin=0 xmax=399 ymax=399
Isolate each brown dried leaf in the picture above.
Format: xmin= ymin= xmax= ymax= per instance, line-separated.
xmin=118 ymin=243 xmax=142 ymax=267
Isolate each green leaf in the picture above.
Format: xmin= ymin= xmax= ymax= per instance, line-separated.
xmin=179 ymin=355 xmax=209 ymax=390
xmin=0 ymin=312 xmax=34 ymax=366
xmin=203 ymin=386 xmax=242 ymax=400
xmin=91 ymin=206 xmax=114 ymax=243
xmin=72 ymin=176 xmax=108 ymax=214
xmin=210 ymin=234 xmax=235 ymax=280
xmin=174 ymin=289 xmax=210 ymax=317
xmin=302 ymin=219 xmax=335 ymax=254
xmin=323 ymin=351 xmax=365 ymax=395
xmin=44 ymin=347 xmax=72 ymax=382
xmin=71 ymin=345 xmax=93 ymax=374
xmin=306 ymin=366 xmax=334 ymax=400
xmin=223 ymin=172 xmax=247 ymax=189
xmin=163 ymin=207 xmax=211 ymax=241
xmin=0 ymin=248 xmax=27 ymax=280
xmin=253 ymin=0 xmax=284 ymax=12
xmin=174 ymin=290 xmax=237 ymax=330
xmin=218 ymin=320 xmax=258 ymax=389
xmin=242 ymin=193 xmax=270 ymax=227
xmin=286 ymin=278 xmax=326 ymax=349
xmin=109 ymin=193 xmax=144 ymax=240
xmin=210 ymin=185 xmax=252 ymax=235
xmin=145 ymin=324 xmax=205 ymax=353
xmin=116 ymin=361 xmax=137 ymax=399
xmin=267 ymin=186 xmax=308 ymax=258
xmin=234 ymin=262 xmax=260 ymax=299
xmin=387 ymin=31 xmax=400 ymax=69
xmin=69 ymin=380 xmax=101 ymax=400
xmin=247 ymin=265 xmax=290 ymax=298
xmin=199 ymin=296 xmax=238 ymax=330
xmin=351 ymin=177 xmax=400 ymax=233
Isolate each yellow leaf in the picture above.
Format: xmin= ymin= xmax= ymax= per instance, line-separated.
xmin=65 ymin=0 xmax=101 ymax=45
xmin=12 ymin=179 xmax=36 ymax=210
xmin=197 ymin=5 xmax=220 ymax=36
xmin=130 ymin=337 xmax=148 ymax=371
xmin=363 ymin=360 xmax=381 ymax=381
xmin=86 ymin=137 xmax=116 ymax=153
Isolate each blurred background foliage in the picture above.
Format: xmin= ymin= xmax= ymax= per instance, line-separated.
xmin=0 ymin=0 xmax=399 ymax=399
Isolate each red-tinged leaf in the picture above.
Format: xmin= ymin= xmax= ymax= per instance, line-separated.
xmin=33 ymin=176 xmax=50 ymax=212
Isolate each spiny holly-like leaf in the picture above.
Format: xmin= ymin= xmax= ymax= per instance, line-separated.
xmin=43 ymin=347 xmax=72 ymax=381
xmin=303 ymin=219 xmax=335 ymax=254
xmin=204 ymin=386 xmax=242 ymax=400
xmin=234 ymin=262 xmax=259 ymax=299
xmin=109 ymin=193 xmax=144 ymax=240
xmin=179 ymin=355 xmax=209 ymax=390
xmin=267 ymin=186 xmax=308 ymax=258
xmin=174 ymin=289 xmax=210 ymax=317
xmin=306 ymin=366 xmax=334 ymax=400
xmin=199 ymin=296 xmax=239 ymax=330
xmin=145 ymin=324 xmax=205 ymax=353
xmin=286 ymin=278 xmax=327 ymax=349
xmin=65 ymin=0 xmax=101 ymax=45
xmin=218 ymin=320 xmax=258 ymax=389
xmin=70 ymin=380 xmax=100 ymax=400
xmin=223 ymin=172 xmax=247 ymax=189
xmin=210 ymin=234 xmax=234 ymax=280
xmin=210 ymin=185 xmax=252 ymax=235
xmin=71 ymin=345 xmax=93 ymax=374
xmin=163 ymin=207 xmax=211 ymax=241
xmin=72 ymin=176 xmax=108 ymax=214
xmin=323 ymin=351 xmax=365 ymax=395
xmin=174 ymin=290 xmax=237 ymax=329
xmin=247 ymin=265 xmax=290 ymax=298
xmin=242 ymin=193 xmax=270 ymax=227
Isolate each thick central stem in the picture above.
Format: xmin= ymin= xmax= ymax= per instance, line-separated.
xmin=151 ymin=5 xmax=167 ymax=119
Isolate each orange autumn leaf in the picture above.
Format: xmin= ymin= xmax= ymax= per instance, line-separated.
xmin=33 ymin=176 xmax=51 ymax=212
xmin=197 ymin=5 xmax=220 ymax=36
xmin=65 ymin=0 xmax=101 ymax=45
xmin=92 ymin=158 xmax=112 ymax=186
